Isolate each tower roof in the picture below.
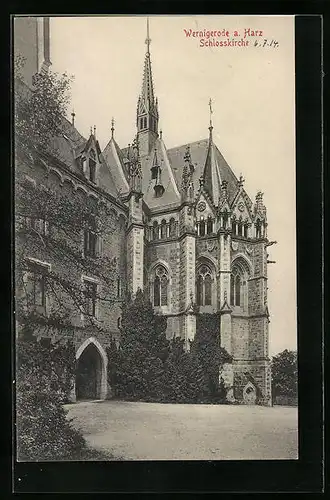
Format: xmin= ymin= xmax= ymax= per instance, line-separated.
xmin=138 ymin=18 xmax=158 ymax=118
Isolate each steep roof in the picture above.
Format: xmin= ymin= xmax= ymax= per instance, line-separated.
xmin=168 ymin=138 xmax=242 ymax=206
xmin=102 ymin=137 xmax=130 ymax=195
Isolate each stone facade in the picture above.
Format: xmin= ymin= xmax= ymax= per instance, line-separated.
xmin=15 ymin=17 xmax=272 ymax=405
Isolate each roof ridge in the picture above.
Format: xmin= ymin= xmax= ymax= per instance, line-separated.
xmin=167 ymin=138 xmax=209 ymax=151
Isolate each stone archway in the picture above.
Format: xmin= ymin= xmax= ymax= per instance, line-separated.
xmin=75 ymin=337 xmax=108 ymax=400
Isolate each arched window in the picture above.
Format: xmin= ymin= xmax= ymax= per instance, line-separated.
xmin=153 ymin=221 xmax=159 ymax=240
xmin=223 ymin=211 xmax=228 ymax=229
xmin=232 ymin=220 xmax=237 ymax=235
xmin=199 ymin=219 xmax=205 ymax=236
xmin=235 ymin=275 xmax=241 ymax=306
xmin=244 ymin=224 xmax=248 ymax=238
xmin=230 ymin=258 xmax=250 ymax=310
xmin=153 ymin=265 xmax=168 ymax=306
xmin=161 ymin=219 xmax=167 ymax=239
xmin=169 ymin=218 xmax=176 ymax=237
xmin=196 ymin=264 xmax=213 ymax=306
xmin=207 ymin=217 xmax=213 ymax=234
xmin=238 ymin=222 xmax=243 ymax=236
xmin=256 ymin=220 xmax=262 ymax=239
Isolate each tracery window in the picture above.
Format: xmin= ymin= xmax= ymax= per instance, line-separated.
xmin=152 ymin=221 xmax=159 ymax=240
xmin=196 ymin=264 xmax=213 ymax=306
xmin=199 ymin=219 xmax=205 ymax=236
xmin=153 ymin=265 xmax=169 ymax=307
xmin=230 ymin=259 xmax=250 ymax=310
xmin=161 ymin=219 xmax=167 ymax=239
xmin=169 ymin=218 xmax=176 ymax=237
xmin=207 ymin=217 xmax=213 ymax=234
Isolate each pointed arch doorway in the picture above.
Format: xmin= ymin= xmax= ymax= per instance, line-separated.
xmin=75 ymin=337 xmax=108 ymax=400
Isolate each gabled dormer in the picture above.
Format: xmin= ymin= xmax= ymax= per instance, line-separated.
xmin=195 ymin=177 xmax=217 ymax=236
xmin=77 ymin=128 xmax=102 ymax=186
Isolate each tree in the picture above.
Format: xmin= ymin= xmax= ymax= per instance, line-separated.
xmin=114 ymin=289 xmax=169 ymax=401
xmin=271 ymin=349 xmax=298 ymax=401
xmin=192 ymin=314 xmax=232 ymax=402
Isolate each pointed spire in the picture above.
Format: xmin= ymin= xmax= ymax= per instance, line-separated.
xmin=111 ymin=117 xmax=115 ymax=139
xmin=209 ymin=98 xmax=213 ymax=134
xmin=145 ymin=17 xmax=151 ymax=54
xmin=137 ymin=17 xmax=159 ymax=154
xmin=203 ymin=100 xmax=222 ymax=203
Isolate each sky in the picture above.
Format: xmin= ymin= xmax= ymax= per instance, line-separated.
xmin=49 ymin=15 xmax=296 ymax=356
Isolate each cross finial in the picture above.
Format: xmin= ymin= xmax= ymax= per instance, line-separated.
xmin=209 ymin=98 xmax=213 ymax=128
xmin=145 ymin=17 xmax=151 ymax=54
xmin=111 ymin=117 xmax=115 ymax=138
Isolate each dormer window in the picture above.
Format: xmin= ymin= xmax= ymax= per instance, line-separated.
xmin=89 ymin=150 xmax=96 ymax=183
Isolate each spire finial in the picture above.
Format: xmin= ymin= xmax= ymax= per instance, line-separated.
xmin=90 ymin=126 xmax=93 ymax=136
xmin=71 ymin=109 xmax=75 ymax=126
xmin=111 ymin=117 xmax=115 ymax=138
xmin=145 ymin=17 xmax=151 ymax=54
xmin=209 ymin=98 xmax=213 ymax=129
xmin=238 ymin=174 xmax=245 ymax=188
xmin=93 ymin=125 xmax=96 ymax=137
xmin=160 ymin=129 xmax=162 ymax=139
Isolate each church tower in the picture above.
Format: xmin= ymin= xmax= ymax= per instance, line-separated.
xmin=136 ymin=18 xmax=159 ymax=157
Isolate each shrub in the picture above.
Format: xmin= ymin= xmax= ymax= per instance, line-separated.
xmin=16 ymin=331 xmax=87 ymax=461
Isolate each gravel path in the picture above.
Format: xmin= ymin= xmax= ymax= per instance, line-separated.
xmin=65 ymin=400 xmax=298 ymax=460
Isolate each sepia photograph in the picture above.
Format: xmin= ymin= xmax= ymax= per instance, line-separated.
xmin=14 ymin=15 xmax=298 ymax=462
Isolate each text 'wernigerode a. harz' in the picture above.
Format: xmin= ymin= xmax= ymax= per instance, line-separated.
xmin=183 ymin=28 xmax=279 ymax=48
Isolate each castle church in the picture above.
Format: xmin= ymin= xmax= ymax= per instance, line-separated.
xmin=15 ymin=17 xmax=272 ymax=405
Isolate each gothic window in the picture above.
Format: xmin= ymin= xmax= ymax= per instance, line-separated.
xmin=161 ymin=219 xmax=167 ymax=239
xmin=232 ymin=220 xmax=237 ymax=235
xmin=84 ymin=216 xmax=97 ymax=258
xmin=83 ymin=279 xmax=98 ymax=317
xmin=153 ymin=265 xmax=168 ymax=307
xmin=169 ymin=218 xmax=176 ymax=237
xmin=143 ymin=117 xmax=147 ymax=129
xmin=238 ymin=222 xmax=243 ymax=236
xmin=223 ymin=212 xmax=228 ymax=229
xmin=244 ymin=224 xmax=248 ymax=238
xmin=84 ymin=230 xmax=97 ymax=257
xmin=196 ymin=264 xmax=213 ymax=306
xmin=256 ymin=220 xmax=262 ymax=239
xmin=199 ymin=219 xmax=205 ymax=236
xmin=153 ymin=221 xmax=159 ymax=240
xmin=230 ymin=258 xmax=250 ymax=310
xmin=30 ymin=269 xmax=46 ymax=307
xmin=235 ymin=275 xmax=241 ymax=306
xmin=139 ymin=118 xmax=143 ymax=130
xmin=25 ymin=260 xmax=50 ymax=312
xmin=207 ymin=217 xmax=213 ymax=234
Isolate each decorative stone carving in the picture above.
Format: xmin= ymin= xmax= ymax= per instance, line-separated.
xmin=231 ymin=241 xmax=239 ymax=251
xmin=245 ymin=244 xmax=252 ymax=255
xmin=197 ymin=201 xmax=206 ymax=212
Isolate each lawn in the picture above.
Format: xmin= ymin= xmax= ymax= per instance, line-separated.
xmin=65 ymin=400 xmax=298 ymax=460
